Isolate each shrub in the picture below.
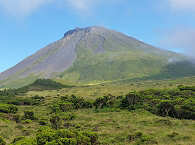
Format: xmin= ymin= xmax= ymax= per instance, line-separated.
xmin=128 ymin=131 xmax=143 ymax=142
xmin=0 ymin=89 xmax=18 ymax=97
xmin=7 ymin=96 xmax=44 ymax=106
xmin=60 ymin=113 xmax=76 ymax=121
xmin=11 ymin=137 xmax=36 ymax=145
xmin=93 ymin=95 xmax=116 ymax=109
xmin=178 ymin=85 xmax=195 ymax=91
xmin=31 ymin=95 xmax=45 ymax=105
xmin=12 ymin=114 xmax=21 ymax=123
xmin=83 ymin=131 xmax=98 ymax=144
xmin=39 ymin=119 xmax=48 ymax=126
xmin=61 ymin=95 xmax=93 ymax=109
xmin=23 ymin=111 xmax=35 ymax=120
xmin=51 ymin=102 xmax=73 ymax=113
xmin=22 ymin=119 xmax=33 ymax=124
xmin=50 ymin=115 xmax=61 ymax=129
xmin=51 ymin=95 xmax=93 ymax=113
xmin=128 ymin=132 xmax=157 ymax=145
xmin=167 ymin=132 xmax=179 ymax=138
xmin=120 ymin=92 xmax=141 ymax=109
xmin=12 ymin=136 xmax=25 ymax=144
xmin=0 ymin=104 xmax=18 ymax=114
xmin=36 ymin=127 xmax=99 ymax=145
xmin=176 ymin=108 xmax=195 ymax=120
xmin=154 ymin=119 xmax=172 ymax=126
xmin=0 ymin=136 xmax=6 ymax=145
xmin=156 ymin=101 xmax=177 ymax=117
xmin=36 ymin=127 xmax=56 ymax=145
xmin=59 ymin=102 xmax=74 ymax=112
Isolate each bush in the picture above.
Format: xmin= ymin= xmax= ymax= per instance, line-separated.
xmin=39 ymin=119 xmax=48 ymax=126
xmin=93 ymin=95 xmax=116 ymax=109
xmin=51 ymin=102 xmax=73 ymax=113
xmin=0 ymin=136 xmax=6 ymax=145
xmin=61 ymin=95 xmax=93 ymax=109
xmin=12 ymin=114 xmax=21 ymax=123
xmin=167 ymin=132 xmax=179 ymax=138
xmin=0 ymin=89 xmax=18 ymax=97
xmin=36 ymin=127 xmax=99 ymax=145
xmin=51 ymin=95 xmax=93 ymax=113
xmin=11 ymin=137 xmax=36 ymax=145
xmin=60 ymin=113 xmax=76 ymax=121
xmin=22 ymin=119 xmax=33 ymax=124
xmin=83 ymin=131 xmax=99 ymax=144
xmin=12 ymin=136 xmax=25 ymax=144
xmin=50 ymin=115 xmax=61 ymax=129
xmin=156 ymin=101 xmax=177 ymax=117
xmin=120 ymin=92 xmax=141 ymax=109
xmin=178 ymin=85 xmax=195 ymax=91
xmin=128 ymin=132 xmax=157 ymax=145
xmin=0 ymin=104 xmax=18 ymax=114
xmin=7 ymin=96 xmax=44 ymax=106
xmin=23 ymin=111 xmax=35 ymax=120
xmin=36 ymin=127 xmax=56 ymax=145
xmin=31 ymin=95 xmax=45 ymax=105
xmin=176 ymin=108 xmax=195 ymax=120
xmin=59 ymin=102 xmax=74 ymax=112
xmin=128 ymin=131 xmax=143 ymax=142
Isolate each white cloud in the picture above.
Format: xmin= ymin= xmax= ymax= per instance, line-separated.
xmin=66 ymin=0 xmax=96 ymax=11
xmin=0 ymin=0 xmax=52 ymax=16
xmin=0 ymin=0 xmax=123 ymax=17
xmin=161 ymin=27 xmax=195 ymax=58
xmin=0 ymin=0 xmax=101 ymax=16
xmin=168 ymin=0 xmax=195 ymax=11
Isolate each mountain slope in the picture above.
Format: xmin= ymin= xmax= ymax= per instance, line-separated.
xmin=0 ymin=26 xmax=195 ymax=88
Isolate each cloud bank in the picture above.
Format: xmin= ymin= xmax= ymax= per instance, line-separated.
xmin=161 ymin=27 xmax=195 ymax=58
xmin=0 ymin=0 xmax=123 ymax=16
xmin=0 ymin=0 xmax=101 ymax=16
xmin=66 ymin=0 xmax=96 ymax=11
xmin=0 ymin=0 xmax=52 ymax=16
xmin=168 ymin=0 xmax=195 ymax=11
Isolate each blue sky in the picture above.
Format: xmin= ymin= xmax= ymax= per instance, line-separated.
xmin=0 ymin=0 xmax=195 ymax=72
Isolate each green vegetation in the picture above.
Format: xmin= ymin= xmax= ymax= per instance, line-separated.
xmin=18 ymin=79 xmax=73 ymax=92
xmin=0 ymin=104 xmax=18 ymax=114
xmin=0 ymin=79 xmax=195 ymax=144
xmin=10 ymin=126 xmax=98 ymax=145
xmin=0 ymin=136 xmax=6 ymax=145
xmin=1 ymin=27 xmax=195 ymax=144
xmin=60 ymin=42 xmax=195 ymax=85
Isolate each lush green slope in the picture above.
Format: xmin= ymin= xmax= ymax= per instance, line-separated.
xmin=60 ymin=46 xmax=194 ymax=84
xmin=1 ymin=26 xmax=195 ymax=88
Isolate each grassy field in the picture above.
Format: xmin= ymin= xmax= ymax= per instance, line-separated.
xmin=1 ymin=103 xmax=195 ymax=144
xmin=0 ymin=78 xmax=195 ymax=144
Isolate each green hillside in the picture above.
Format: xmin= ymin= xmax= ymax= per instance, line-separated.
xmin=60 ymin=45 xmax=194 ymax=84
xmin=1 ymin=26 xmax=195 ymax=88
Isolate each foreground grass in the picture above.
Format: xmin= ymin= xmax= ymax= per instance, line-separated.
xmin=1 ymin=78 xmax=195 ymax=144
xmin=71 ymin=109 xmax=195 ymax=145
xmin=1 ymin=107 xmax=195 ymax=144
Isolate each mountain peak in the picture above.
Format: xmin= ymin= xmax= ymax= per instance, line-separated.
xmin=63 ymin=26 xmax=106 ymax=38
xmin=0 ymin=26 xmax=190 ymax=89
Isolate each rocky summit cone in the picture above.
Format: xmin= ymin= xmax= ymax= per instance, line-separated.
xmin=1 ymin=26 xmax=195 ymax=88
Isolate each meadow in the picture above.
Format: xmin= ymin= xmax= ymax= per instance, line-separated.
xmin=0 ymin=78 xmax=195 ymax=145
